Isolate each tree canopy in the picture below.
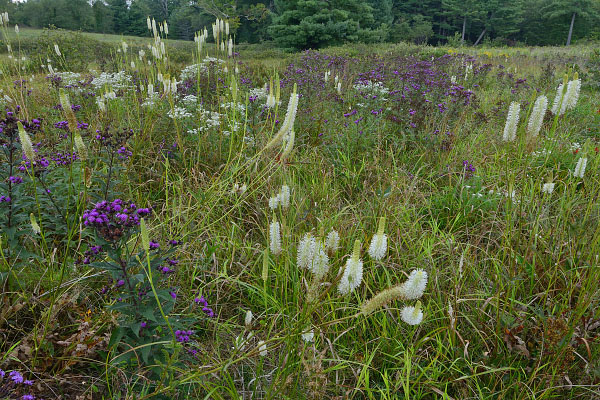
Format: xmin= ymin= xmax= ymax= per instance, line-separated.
xmin=5 ymin=0 xmax=600 ymax=48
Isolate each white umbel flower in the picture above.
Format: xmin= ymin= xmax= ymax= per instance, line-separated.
xmin=269 ymin=219 xmax=282 ymax=255
xmin=368 ymin=217 xmax=387 ymax=261
xmin=338 ymin=240 xmax=364 ymax=295
xmin=325 ymin=229 xmax=340 ymax=252
xmin=573 ymin=157 xmax=587 ymax=179
xmin=401 ymin=269 xmax=428 ymax=300
xmin=542 ymin=182 xmax=555 ymax=194
xmin=526 ymin=95 xmax=548 ymax=137
xmin=502 ymin=101 xmax=520 ymax=142
xmin=297 ymin=233 xmax=316 ymax=270
xmin=401 ymin=301 xmax=424 ymax=325
xmin=565 ymin=77 xmax=581 ymax=110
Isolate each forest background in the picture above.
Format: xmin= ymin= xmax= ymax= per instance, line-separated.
xmin=1 ymin=0 xmax=599 ymax=50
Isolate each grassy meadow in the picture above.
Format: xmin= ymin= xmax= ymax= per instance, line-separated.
xmin=1 ymin=19 xmax=600 ymax=400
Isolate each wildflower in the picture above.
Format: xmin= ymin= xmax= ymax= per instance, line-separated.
xmin=74 ymin=131 xmax=88 ymax=161
xmin=573 ymin=157 xmax=587 ymax=179
xmin=526 ymin=95 xmax=548 ymax=138
xmin=17 ymin=121 xmax=35 ymax=161
xmin=258 ymin=340 xmax=267 ymax=356
xmin=310 ymin=242 xmax=329 ymax=279
xmin=268 ymin=196 xmax=279 ymax=210
xmin=325 ymin=229 xmax=340 ymax=252
xmin=279 ymin=185 xmax=290 ymax=208
xmin=502 ymin=101 xmax=520 ymax=142
xmin=54 ymin=44 xmax=61 ymax=57
xmin=147 ymin=16 xmax=151 ymax=30
xmin=281 ymin=129 xmax=295 ymax=161
xmin=228 ymin=38 xmax=233 ymax=57
xmin=368 ymin=217 xmax=387 ymax=261
xmin=400 ymin=301 xmax=424 ymax=325
xmin=297 ymin=233 xmax=316 ymax=270
xmin=301 ymin=329 xmax=315 ymax=342
xmin=565 ymin=74 xmax=581 ymax=110
xmin=542 ymin=182 xmax=555 ymax=194
xmin=14 ymin=24 xmax=18 ymax=34
xmin=336 ymin=82 xmax=342 ymax=94
xmin=269 ymin=218 xmax=282 ymax=255
xmin=338 ymin=240 xmax=364 ymax=295
xmin=245 ymin=310 xmax=253 ymax=328
xmin=265 ymin=83 xmax=298 ymax=151
xmin=30 ymin=213 xmax=41 ymax=234
xmin=175 ymin=329 xmax=193 ymax=343
xmin=551 ymin=75 xmax=569 ymax=115
xmin=400 ymin=269 xmax=428 ymax=300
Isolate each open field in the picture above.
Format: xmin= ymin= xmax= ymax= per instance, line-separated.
xmin=1 ymin=22 xmax=600 ymax=400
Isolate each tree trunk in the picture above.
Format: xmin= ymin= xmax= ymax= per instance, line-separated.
xmin=474 ymin=28 xmax=486 ymax=45
xmin=566 ymin=12 xmax=575 ymax=46
xmin=461 ymin=15 xmax=467 ymax=43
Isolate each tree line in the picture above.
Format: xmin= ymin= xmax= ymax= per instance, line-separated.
xmin=1 ymin=0 xmax=599 ymax=49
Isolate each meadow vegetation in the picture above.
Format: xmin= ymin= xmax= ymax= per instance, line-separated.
xmin=1 ymin=14 xmax=600 ymax=400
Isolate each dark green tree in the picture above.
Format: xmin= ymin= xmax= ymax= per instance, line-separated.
xmin=541 ymin=0 xmax=597 ymax=45
xmin=108 ymin=0 xmax=130 ymax=34
xmin=269 ymin=0 xmax=376 ymax=50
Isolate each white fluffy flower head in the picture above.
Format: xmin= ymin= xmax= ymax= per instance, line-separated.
xmin=502 ymin=101 xmax=520 ymax=142
xmin=542 ymin=182 xmax=555 ymax=194
xmin=573 ymin=157 xmax=587 ymax=179
xmin=368 ymin=217 xmax=387 ymax=261
xmin=401 ymin=301 xmax=424 ymax=325
xmin=269 ymin=219 xmax=282 ymax=255
xmin=326 ymin=229 xmax=340 ymax=252
xmin=297 ymin=233 xmax=316 ymax=270
xmin=401 ymin=269 xmax=428 ymax=300
xmin=526 ymin=95 xmax=548 ymax=138
xmin=338 ymin=240 xmax=363 ymax=295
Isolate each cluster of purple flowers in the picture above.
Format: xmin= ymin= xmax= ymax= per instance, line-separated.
xmin=462 ymin=160 xmax=476 ymax=178
xmin=82 ymin=245 xmax=102 ymax=265
xmin=18 ymin=151 xmax=78 ymax=172
xmin=159 ymin=258 xmax=178 ymax=274
xmin=0 ymin=369 xmax=37 ymax=400
xmin=116 ymin=146 xmax=132 ymax=160
xmin=175 ymin=329 xmax=194 ymax=343
xmin=194 ymin=295 xmax=215 ymax=318
xmin=82 ymin=199 xmax=152 ymax=241
xmin=8 ymin=176 xmax=23 ymax=184
xmin=53 ymin=121 xmax=89 ymax=131
xmin=0 ymin=195 xmax=11 ymax=203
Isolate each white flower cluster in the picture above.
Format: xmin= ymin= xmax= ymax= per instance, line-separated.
xmin=249 ymin=86 xmax=268 ymax=100
xmin=352 ymin=80 xmax=390 ymax=95
xmin=167 ymin=106 xmax=193 ymax=119
xmin=338 ymin=240 xmax=364 ymax=295
xmin=268 ymin=185 xmax=290 ymax=210
xmin=526 ymin=95 xmax=548 ymax=138
xmin=179 ymin=58 xmax=225 ymax=81
xmin=55 ymin=72 xmax=82 ymax=86
xmin=502 ymin=101 xmax=520 ymax=142
xmin=297 ymin=233 xmax=329 ymax=279
xmin=92 ymin=71 xmax=132 ymax=91
xmin=551 ymin=76 xmax=581 ymax=116
xmin=181 ymin=94 xmax=198 ymax=109
xmin=573 ymin=157 xmax=587 ymax=179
